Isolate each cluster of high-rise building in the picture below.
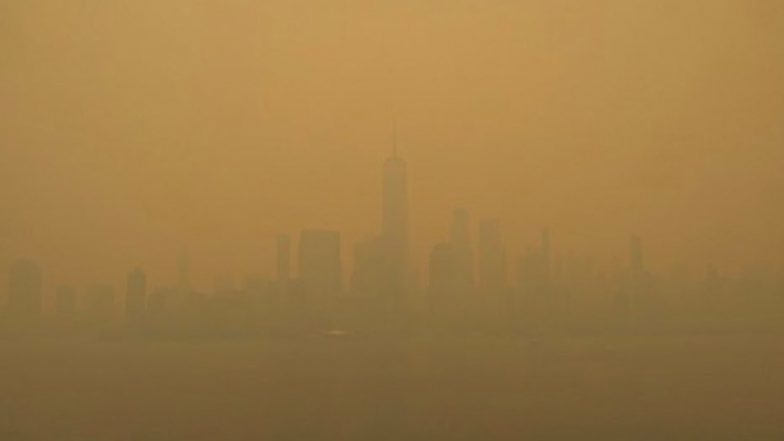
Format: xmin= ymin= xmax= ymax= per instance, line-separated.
xmin=2 ymin=152 xmax=783 ymax=335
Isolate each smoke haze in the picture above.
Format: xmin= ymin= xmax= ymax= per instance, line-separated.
xmin=2 ymin=3 xmax=784 ymax=440
xmin=3 ymin=1 xmax=783 ymax=294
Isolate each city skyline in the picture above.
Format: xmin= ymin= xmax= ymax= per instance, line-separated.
xmin=3 ymin=3 xmax=784 ymax=440
xmin=4 ymin=3 xmax=784 ymax=297
xmin=3 ymin=147 xmax=783 ymax=308
xmin=3 ymin=151 xmax=782 ymax=327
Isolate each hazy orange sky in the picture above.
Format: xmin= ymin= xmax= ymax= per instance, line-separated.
xmin=2 ymin=1 xmax=783 ymax=293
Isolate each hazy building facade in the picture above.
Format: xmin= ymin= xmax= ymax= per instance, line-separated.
xmin=450 ymin=208 xmax=475 ymax=300
xmin=380 ymin=152 xmax=409 ymax=308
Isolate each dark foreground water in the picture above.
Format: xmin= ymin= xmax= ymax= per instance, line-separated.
xmin=1 ymin=334 xmax=782 ymax=440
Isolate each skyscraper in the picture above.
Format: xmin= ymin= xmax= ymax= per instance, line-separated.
xmin=7 ymin=259 xmax=43 ymax=317
xmin=381 ymin=150 xmax=409 ymax=306
xmin=298 ymin=229 xmax=342 ymax=307
xmin=382 ymin=152 xmax=408 ymax=256
xmin=450 ymin=208 xmax=474 ymax=296
xmin=125 ymin=268 xmax=147 ymax=322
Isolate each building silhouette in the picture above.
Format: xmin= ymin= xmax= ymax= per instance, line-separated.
xmin=7 ymin=259 xmax=43 ymax=317
xmin=5 ymin=154 xmax=783 ymax=335
xmin=380 ymin=150 xmax=409 ymax=307
xmin=450 ymin=208 xmax=474 ymax=299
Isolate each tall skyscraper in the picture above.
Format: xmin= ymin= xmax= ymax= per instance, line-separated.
xmin=7 ymin=259 xmax=43 ymax=317
xmin=450 ymin=208 xmax=474 ymax=295
xmin=382 ymin=152 xmax=409 ymax=256
xmin=298 ymin=229 xmax=342 ymax=306
xmin=125 ymin=268 xmax=147 ymax=322
xmin=479 ymin=219 xmax=507 ymax=294
xmin=381 ymin=150 xmax=409 ymax=306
